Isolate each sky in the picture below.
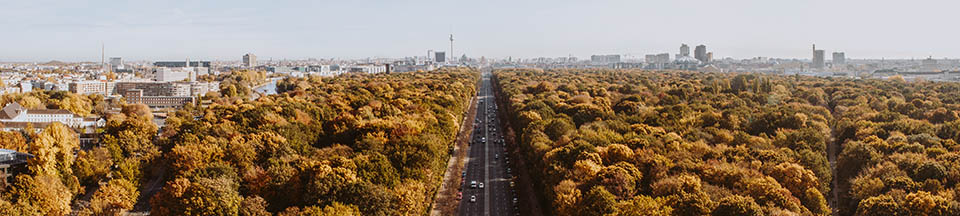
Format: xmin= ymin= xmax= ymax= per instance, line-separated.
xmin=1 ymin=0 xmax=958 ymax=62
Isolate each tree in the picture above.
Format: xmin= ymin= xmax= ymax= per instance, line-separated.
xmin=121 ymin=103 xmax=153 ymax=119
xmin=239 ymin=196 xmax=271 ymax=216
xmin=281 ymin=202 xmax=361 ymax=216
xmin=150 ymin=177 xmax=242 ymax=216
xmin=803 ymin=187 xmax=829 ymax=215
xmin=8 ymin=174 xmax=73 ymax=215
xmin=570 ymin=104 xmax=607 ymax=126
xmin=768 ymin=162 xmax=821 ymax=211
xmin=712 ymin=195 xmax=762 ymax=216
xmin=594 ymin=163 xmax=641 ymax=199
xmin=554 ymin=179 xmax=582 ymax=216
xmin=903 ymin=191 xmax=951 ymax=216
xmin=52 ymin=92 xmax=93 ymax=116
xmin=80 ymin=179 xmax=138 ymax=216
xmin=531 ymin=81 xmax=556 ymax=94
xmin=856 ymin=195 xmax=906 ymax=216
xmin=544 ymin=118 xmax=575 ymax=141
xmin=671 ymin=191 xmax=716 ymax=216
xmin=18 ymin=95 xmax=43 ymax=109
xmin=617 ymin=195 xmax=672 ymax=216
xmin=837 ymin=140 xmax=880 ymax=181
xmin=74 ymin=147 xmax=114 ymax=185
xmin=580 ymin=186 xmax=618 ymax=216
xmin=914 ymin=161 xmax=946 ymax=182
xmin=0 ymin=131 xmax=27 ymax=152
xmin=354 ymin=152 xmax=399 ymax=187
xmin=28 ymin=123 xmax=80 ymax=178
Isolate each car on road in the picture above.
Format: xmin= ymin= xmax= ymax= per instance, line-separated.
xmin=462 ymin=171 xmax=466 ymax=177
xmin=456 ymin=192 xmax=462 ymax=200
xmin=495 ymin=154 xmax=498 ymax=159
xmin=479 ymin=182 xmax=484 ymax=189
xmin=510 ymin=181 xmax=515 ymax=187
xmin=470 ymin=195 xmax=477 ymax=203
xmin=471 ymin=181 xmax=477 ymax=188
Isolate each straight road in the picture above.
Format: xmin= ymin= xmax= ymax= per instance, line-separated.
xmin=459 ymin=70 xmax=517 ymax=216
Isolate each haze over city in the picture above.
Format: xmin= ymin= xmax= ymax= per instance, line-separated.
xmin=2 ymin=0 xmax=959 ymax=61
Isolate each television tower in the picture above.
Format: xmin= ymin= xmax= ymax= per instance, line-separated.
xmin=449 ymin=34 xmax=454 ymax=63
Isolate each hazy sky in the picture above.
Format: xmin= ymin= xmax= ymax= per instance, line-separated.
xmin=1 ymin=0 xmax=958 ymax=62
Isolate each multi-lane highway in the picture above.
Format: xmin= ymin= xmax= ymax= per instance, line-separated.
xmin=458 ymin=71 xmax=517 ymax=216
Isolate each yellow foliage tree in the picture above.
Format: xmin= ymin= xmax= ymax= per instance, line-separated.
xmin=28 ymin=123 xmax=79 ymax=178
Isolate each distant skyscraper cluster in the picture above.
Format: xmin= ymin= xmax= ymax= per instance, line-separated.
xmin=811 ymin=44 xmax=846 ymax=70
xmin=670 ymin=43 xmax=712 ymax=64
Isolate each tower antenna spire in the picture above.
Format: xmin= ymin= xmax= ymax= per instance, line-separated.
xmin=449 ymin=34 xmax=454 ymax=63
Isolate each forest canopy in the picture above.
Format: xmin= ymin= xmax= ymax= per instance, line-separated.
xmin=493 ymin=69 xmax=960 ymax=215
xmin=0 ymin=68 xmax=478 ymax=215
xmin=152 ymin=68 xmax=478 ymax=215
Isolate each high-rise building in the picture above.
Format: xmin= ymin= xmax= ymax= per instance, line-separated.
xmin=645 ymin=53 xmax=671 ymax=64
xmin=680 ymin=44 xmax=690 ymax=57
xmin=435 ymin=51 xmax=446 ymax=63
xmin=109 ymin=57 xmax=122 ymax=66
xmin=644 ymin=54 xmax=658 ymax=64
xmin=694 ymin=45 xmax=707 ymax=63
xmin=812 ymin=44 xmax=826 ymax=69
xmin=591 ymin=54 xmax=621 ymax=65
xmin=706 ymin=52 xmax=713 ymax=63
xmin=109 ymin=57 xmax=123 ymax=70
xmin=832 ymin=52 xmax=845 ymax=65
xmin=243 ymin=53 xmax=257 ymax=67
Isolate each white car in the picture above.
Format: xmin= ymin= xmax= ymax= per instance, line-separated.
xmin=479 ymin=182 xmax=485 ymax=189
xmin=470 ymin=195 xmax=477 ymax=203
xmin=471 ymin=181 xmax=477 ymax=188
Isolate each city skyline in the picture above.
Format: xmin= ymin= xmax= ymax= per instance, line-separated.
xmin=2 ymin=0 xmax=959 ymax=61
